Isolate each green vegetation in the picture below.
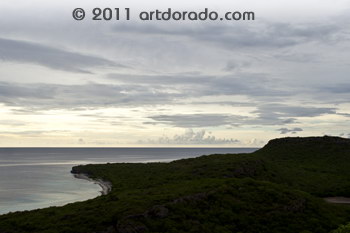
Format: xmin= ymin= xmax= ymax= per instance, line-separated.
xmin=1 ymin=136 xmax=350 ymax=233
xmin=331 ymin=223 xmax=350 ymax=233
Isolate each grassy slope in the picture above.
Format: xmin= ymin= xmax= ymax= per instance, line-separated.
xmin=1 ymin=136 xmax=350 ymax=233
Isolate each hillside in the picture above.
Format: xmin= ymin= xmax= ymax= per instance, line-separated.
xmin=1 ymin=136 xmax=350 ymax=233
xmin=258 ymin=136 xmax=350 ymax=196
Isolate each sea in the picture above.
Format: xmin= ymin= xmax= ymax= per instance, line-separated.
xmin=0 ymin=148 xmax=257 ymax=215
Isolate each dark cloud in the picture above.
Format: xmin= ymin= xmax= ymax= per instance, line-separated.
xmin=320 ymin=83 xmax=350 ymax=94
xmin=0 ymin=37 xmax=123 ymax=73
xmin=0 ymin=130 xmax=68 ymax=137
xmin=247 ymin=104 xmax=336 ymax=126
xmin=223 ymin=60 xmax=251 ymax=72
xmin=0 ymin=82 xmax=178 ymax=109
xmin=274 ymin=52 xmax=318 ymax=63
xmin=146 ymin=114 xmax=243 ymax=128
xmin=146 ymin=104 xmax=338 ymax=128
xmin=255 ymin=104 xmax=336 ymax=117
xmin=139 ymin=129 xmax=240 ymax=145
xmin=114 ymin=21 xmax=341 ymax=49
xmin=189 ymin=101 xmax=255 ymax=107
xmin=145 ymin=112 xmax=293 ymax=128
xmin=337 ymin=112 xmax=350 ymax=117
xmin=108 ymin=73 xmax=291 ymax=97
xmin=277 ymin=127 xmax=303 ymax=134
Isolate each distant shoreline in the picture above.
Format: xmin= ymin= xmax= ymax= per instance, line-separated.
xmin=73 ymin=173 xmax=112 ymax=195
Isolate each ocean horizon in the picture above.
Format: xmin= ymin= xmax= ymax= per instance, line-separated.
xmin=0 ymin=147 xmax=258 ymax=215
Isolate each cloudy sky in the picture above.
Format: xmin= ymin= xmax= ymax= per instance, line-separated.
xmin=0 ymin=0 xmax=349 ymax=147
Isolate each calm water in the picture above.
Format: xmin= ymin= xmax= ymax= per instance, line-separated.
xmin=0 ymin=148 xmax=257 ymax=215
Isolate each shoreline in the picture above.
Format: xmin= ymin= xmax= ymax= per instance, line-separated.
xmin=324 ymin=197 xmax=350 ymax=204
xmin=73 ymin=173 xmax=112 ymax=195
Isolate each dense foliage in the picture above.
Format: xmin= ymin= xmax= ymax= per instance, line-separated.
xmin=331 ymin=223 xmax=350 ymax=233
xmin=1 ymin=136 xmax=350 ymax=233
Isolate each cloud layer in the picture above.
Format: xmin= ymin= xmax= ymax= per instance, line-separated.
xmin=0 ymin=2 xmax=349 ymax=146
xmin=0 ymin=37 xmax=120 ymax=73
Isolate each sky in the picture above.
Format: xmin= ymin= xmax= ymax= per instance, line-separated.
xmin=0 ymin=0 xmax=349 ymax=147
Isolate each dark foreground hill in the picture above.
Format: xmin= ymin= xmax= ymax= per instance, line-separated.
xmin=1 ymin=136 xmax=350 ymax=233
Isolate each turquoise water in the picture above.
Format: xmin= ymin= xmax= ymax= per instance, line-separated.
xmin=0 ymin=148 xmax=257 ymax=214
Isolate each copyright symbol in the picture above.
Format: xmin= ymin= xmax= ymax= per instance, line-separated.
xmin=73 ymin=8 xmax=85 ymax=21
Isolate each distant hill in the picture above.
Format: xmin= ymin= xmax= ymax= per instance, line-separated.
xmin=256 ymin=136 xmax=350 ymax=196
xmin=1 ymin=136 xmax=350 ymax=233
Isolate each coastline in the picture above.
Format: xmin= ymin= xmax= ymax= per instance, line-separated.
xmin=324 ymin=197 xmax=350 ymax=204
xmin=73 ymin=173 xmax=112 ymax=195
